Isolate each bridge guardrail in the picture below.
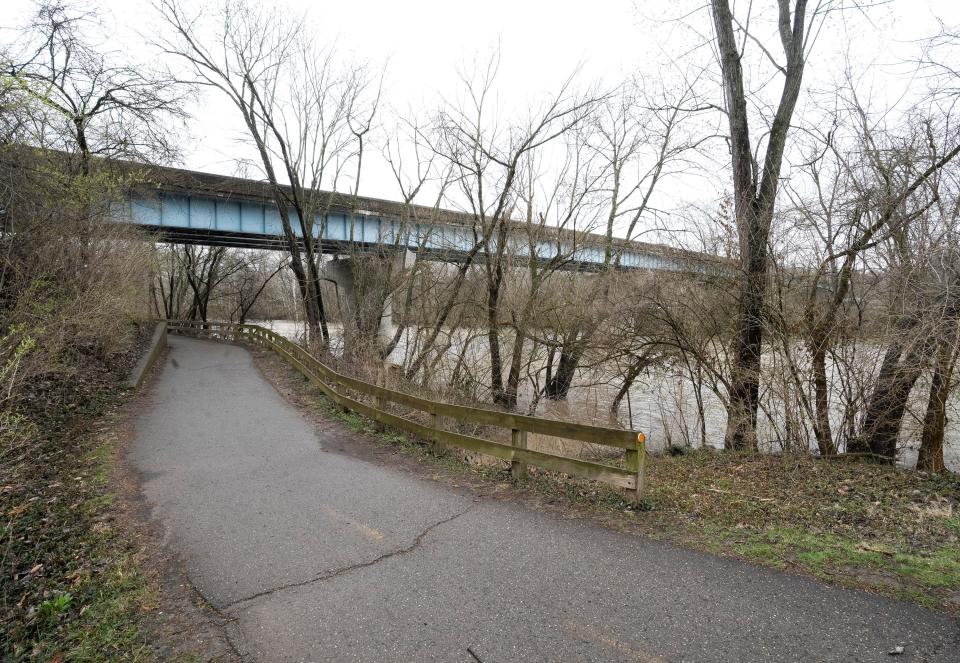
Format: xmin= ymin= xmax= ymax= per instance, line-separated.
xmin=166 ymin=320 xmax=647 ymax=503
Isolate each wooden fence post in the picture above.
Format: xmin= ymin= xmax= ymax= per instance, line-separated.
xmin=625 ymin=433 xmax=646 ymax=505
xmin=374 ymin=395 xmax=386 ymax=432
xmin=430 ymin=412 xmax=441 ymax=454
xmin=511 ymin=428 xmax=528 ymax=480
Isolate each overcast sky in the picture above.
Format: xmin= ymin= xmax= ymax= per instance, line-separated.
xmin=5 ymin=0 xmax=960 ymax=221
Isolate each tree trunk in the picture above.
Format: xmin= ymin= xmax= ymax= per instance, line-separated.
xmin=487 ymin=279 xmax=506 ymax=405
xmin=74 ymin=117 xmax=91 ymax=176
xmin=502 ymin=326 xmax=527 ymax=410
xmin=918 ymin=355 xmax=948 ymax=472
xmin=809 ymin=336 xmax=837 ymax=456
xmin=246 ymin=119 xmax=328 ymax=346
xmin=544 ymin=341 xmax=583 ymax=401
xmin=853 ymin=327 xmax=927 ymax=460
xmin=918 ymin=340 xmax=956 ymax=472
xmin=711 ymin=0 xmax=808 ymax=451
xmin=724 ymin=233 xmax=766 ymax=451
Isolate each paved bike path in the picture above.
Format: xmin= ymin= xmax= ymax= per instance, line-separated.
xmin=130 ymin=335 xmax=959 ymax=662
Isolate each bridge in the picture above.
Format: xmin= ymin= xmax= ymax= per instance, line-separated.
xmin=116 ymin=163 xmax=721 ymax=274
xmin=106 ymin=161 xmax=729 ymax=349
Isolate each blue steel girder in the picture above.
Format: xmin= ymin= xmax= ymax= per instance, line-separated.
xmin=119 ymin=190 xmax=718 ymax=274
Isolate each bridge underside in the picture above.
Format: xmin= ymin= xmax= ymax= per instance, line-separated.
xmin=144 ymin=224 xmax=387 ymax=254
xmin=145 ymin=225 xmax=643 ymax=273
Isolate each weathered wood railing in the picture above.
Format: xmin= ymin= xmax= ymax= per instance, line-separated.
xmin=166 ymin=320 xmax=647 ymax=502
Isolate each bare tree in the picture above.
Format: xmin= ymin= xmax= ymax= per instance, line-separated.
xmin=403 ymin=56 xmax=600 ymax=387
xmin=8 ymin=1 xmax=185 ymax=173
xmin=708 ymin=0 xmax=831 ymax=450
xmin=152 ymin=244 xmax=189 ymax=319
xmin=377 ymin=115 xmax=448 ymax=360
xmin=224 ymin=251 xmax=287 ymax=323
xmin=542 ymin=78 xmax=704 ymax=401
xmin=917 ymin=244 xmax=960 ymax=471
xmin=155 ymin=0 xmax=376 ymax=346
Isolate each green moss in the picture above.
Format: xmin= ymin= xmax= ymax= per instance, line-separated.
xmin=893 ymin=548 xmax=960 ymax=588
xmin=721 ymin=526 xmax=960 ymax=608
xmin=88 ymin=443 xmax=113 ymax=485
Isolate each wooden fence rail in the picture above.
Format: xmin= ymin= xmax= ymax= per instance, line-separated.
xmin=166 ymin=320 xmax=647 ymax=502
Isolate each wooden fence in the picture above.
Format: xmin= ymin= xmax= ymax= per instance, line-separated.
xmin=166 ymin=320 xmax=647 ymax=503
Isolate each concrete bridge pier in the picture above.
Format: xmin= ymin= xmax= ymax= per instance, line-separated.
xmin=323 ymin=251 xmax=412 ymax=357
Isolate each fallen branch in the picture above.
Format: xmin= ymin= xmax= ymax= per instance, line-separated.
xmin=814 ymin=452 xmax=893 ymax=463
xmin=705 ymin=487 xmax=775 ymax=502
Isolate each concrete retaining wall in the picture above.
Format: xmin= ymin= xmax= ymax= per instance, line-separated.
xmin=127 ymin=321 xmax=167 ymax=389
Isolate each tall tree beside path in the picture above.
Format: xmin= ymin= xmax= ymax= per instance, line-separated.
xmin=709 ymin=0 xmax=818 ymax=451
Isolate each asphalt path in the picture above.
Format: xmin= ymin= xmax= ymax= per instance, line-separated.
xmin=130 ymin=335 xmax=960 ymax=662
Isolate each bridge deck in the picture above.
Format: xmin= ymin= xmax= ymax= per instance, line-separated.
xmin=115 ymin=162 xmax=723 ymax=273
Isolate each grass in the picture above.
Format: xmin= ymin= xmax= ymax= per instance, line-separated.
xmin=267 ymin=352 xmax=960 ymax=614
xmin=1 ymin=371 xmax=158 ymax=660
xmin=723 ymin=525 xmax=960 ymax=607
xmin=642 ymin=450 xmax=960 ymax=607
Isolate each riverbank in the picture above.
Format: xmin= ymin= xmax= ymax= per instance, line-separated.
xmin=252 ymin=342 xmax=960 ymax=615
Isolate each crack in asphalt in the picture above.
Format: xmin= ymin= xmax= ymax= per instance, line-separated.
xmin=220 ymin=505 xmax=474 ymax=612
xmin=179 ymin=570 xmax=249 ymax=662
